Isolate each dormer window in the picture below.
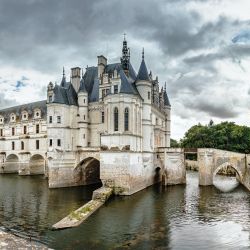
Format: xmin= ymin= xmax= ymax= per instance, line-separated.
xmin=34 ymin=109 xmax=41 ymax=119
xmin=49 ymin=95 xmax=52 ymax=103
xmin=10 ymin=113 xmax=16 ymax=122
xmin=22 ymin=111 xmax=28 ymax=121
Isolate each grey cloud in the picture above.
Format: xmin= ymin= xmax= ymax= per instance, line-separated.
xmin=0 ymin=93 xmax=18 ymax=109
xmin=187 ymin=101 xmax=238 ymax=118
xmin=0 ymin=0 xmax=249 ymax=128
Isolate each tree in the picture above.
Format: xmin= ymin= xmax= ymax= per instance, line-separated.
xmin=170 ymin=138 xmax=180 ymax=148
xmin=180 ymin=121 xmax=250 ymax=153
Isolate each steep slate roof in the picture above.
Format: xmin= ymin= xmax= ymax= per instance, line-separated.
xmin=0 ymin=100 xmax=47 ymax=122
xmin=164 ymin=91 xmax=171 ymax=106
xmin=137 ymin=59 xmax=150 ymax=81
xmin=120 ymin=70 xmax=139 ymax=95
xmin=82 ymin=62 xmax=139 ymax=102
xmin=61 ymin=76 xmax=67 ymax=88
xmin=79 ymin=78 xmax=87 ymax=93
xmin=67 ymin=83 xmax=78 ymax=105
xmin=52 ymin=84 xmax=69 ymax=105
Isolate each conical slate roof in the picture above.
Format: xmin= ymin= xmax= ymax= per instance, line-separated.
xmin=137 ymin=58 xmax=149 ymax=81
xmin=164 ymin=91 xmax=171 ymax=106
xmin=79 ymin=78 xmax=87 ymax=93
xmin=61 ymin=76 xmax=67 ymax=88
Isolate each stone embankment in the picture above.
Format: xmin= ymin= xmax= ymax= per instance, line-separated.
xmin=52 ymin=186 xmax=113 ymax=230
xmin=0 ymin=229 xmax=48 ymax=249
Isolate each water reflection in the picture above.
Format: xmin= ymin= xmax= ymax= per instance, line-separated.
xmin=213 ymin=174 xmax=239 ymax=192
xmin=0 ymin=172 xmax=250 ymax=249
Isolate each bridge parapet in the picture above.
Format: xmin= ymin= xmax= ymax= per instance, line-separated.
xmin=198 ymin=148 xmax=246 ymax=186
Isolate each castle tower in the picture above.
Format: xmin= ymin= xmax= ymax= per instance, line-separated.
xmin=136 ymin=49 xmax=153 ymax=151
xmin=78 ymin=73 xmax=88 ymax=148
xmin=163 ymin=82 xmax=171 ymax=147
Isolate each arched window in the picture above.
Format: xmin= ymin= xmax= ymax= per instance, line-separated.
xmin=124 ymin=108 xmax=129 ymax=131
xmin=114 ymin=107 xmax=119 ymax=131
xmin=21 ymin=141 xmax=24 ymax=150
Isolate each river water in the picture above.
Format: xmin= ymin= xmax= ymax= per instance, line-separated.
xmin=0 ymin=172 xmax=250 ymax=249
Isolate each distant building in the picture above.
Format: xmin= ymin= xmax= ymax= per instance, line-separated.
xmin=0 ymin=38 xmax=171 ymax=195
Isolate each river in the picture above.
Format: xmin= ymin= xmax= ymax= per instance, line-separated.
xmin=0 ymin=172 xmax=249 ymax=249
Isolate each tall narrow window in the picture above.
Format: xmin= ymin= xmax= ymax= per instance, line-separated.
xmin=0 ymin=129 xmax=2 ymax=137
xmin=24 ymin=126 xmax=27 ymax=134
xmin=49 ymin=139 xmax=52 ymax=147
xmin=148 ymin=91 xmax=151 ymax=100
xmin=21 ymin=141 xmax=24 ymax=150
xmin=57 ymin=139 xmax=61 ymax=147
xmin=114 ymin=107 xmax=119 ymax=131
xmin=57 ymin=116 xmax=61 ymax=124
xmin=12 ymin=127 xmax=15 ymax=136
xmin=36 ymin=124 xmax=39 ymax=134
xmin=49 ymin=116 xmax=53 ymax=123
xmin=114 ymin=85 xmax=118 ymax=94
xmin=49 ymin=95 xmax=52 ymax=103
xmin=36 ymin=140 xmax=39 ymax=150
xmin=124 ymin=108 xmax=129 ymax=131
xmin=101 ymin=111 xmax=104 ymax=123
xmin=12 ymin=141 xmax=15 ymax=150
xmin=102 ymin=89 xmax=106 ymax=100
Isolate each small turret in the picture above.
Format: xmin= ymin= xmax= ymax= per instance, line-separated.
xmin=163 ymin=82 xmax=171 ymax=107
xmin=136 ymin=49 xmax=152 ymax=104
xmin=137 ymin=48 xmax=150 ymax=81
xmin=78 ymin=73 xmax=89 ymax=148
xmin=47 ymin=82 xmax=54 ymax=103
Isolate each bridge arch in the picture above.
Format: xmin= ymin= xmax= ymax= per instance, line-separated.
xmin=29 ymin=154 xmax=45 ymax=175
xmin=213 ymin=162 xmax=243 ymax=182
xmin=4 ymin=154 xmax=19 ymax=173
xmin=74 ymin=157 xmax=101 ymax=185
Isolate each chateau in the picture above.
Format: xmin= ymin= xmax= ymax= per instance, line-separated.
xmin=0 ymin=39 xmax=172 ymax=195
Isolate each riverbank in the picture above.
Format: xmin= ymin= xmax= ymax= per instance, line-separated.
xmin=0 ymin=229 xmax=48 ymax=249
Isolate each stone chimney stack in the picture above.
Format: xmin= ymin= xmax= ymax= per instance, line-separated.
xmin=97 ymin=55 xmax=107 ymax=79
xmin=71 ymin=67 xmax=81 ymax=92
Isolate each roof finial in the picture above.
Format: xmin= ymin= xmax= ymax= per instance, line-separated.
xmin=142 ymin=47 xmax=144 ymax=60
xmin=123 ymin=33 xmax=126 ymax=41
xmin=164 ymin=82 xmax=166 ymax=92
xmin=81 ymin=68 xmax=84 ymax=78
xmin=63 ymin=67 xmax=65 ymax=77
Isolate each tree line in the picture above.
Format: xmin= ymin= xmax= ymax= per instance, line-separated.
xmin=171 ymin=121 xmax=250 ymax=154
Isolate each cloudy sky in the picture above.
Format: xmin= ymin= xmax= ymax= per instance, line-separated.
xmin=0 ymin=0 xmax=250 ymax=140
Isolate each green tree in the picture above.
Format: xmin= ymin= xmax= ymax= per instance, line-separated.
xmin=170 ymin=138 xmax=180 ymax=148
xmin=180 ymin=121 xmax=250 ymax=153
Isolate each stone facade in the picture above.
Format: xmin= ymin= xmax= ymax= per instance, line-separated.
xmin=0 ymin=38 xmax=173 ymax=195
xmin=0 ymin=101 xmax=47 ymax=175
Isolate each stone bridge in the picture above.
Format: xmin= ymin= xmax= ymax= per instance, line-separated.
xmin=197 ymin=148 xmax=250 ymax=190
xmin=157 ymin=147 xmax=250 ymax=191
xmin=0 ymin=151 xmax=47 ymax=176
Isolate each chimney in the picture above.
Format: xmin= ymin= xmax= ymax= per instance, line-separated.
xmin=97 ymin=55 xmax=107 ymax=78
xmin=71 ymin=67 xmax=81 ymax=92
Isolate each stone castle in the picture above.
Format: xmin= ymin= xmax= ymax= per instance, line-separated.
xmin=0 ymin=38 xmax=174 ymax=195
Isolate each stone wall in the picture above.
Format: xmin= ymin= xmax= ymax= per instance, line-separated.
xmin=100 ymin=151 xmax=160 ymax=195
xmin=164 ymin=148 xmax=186 ymax=185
